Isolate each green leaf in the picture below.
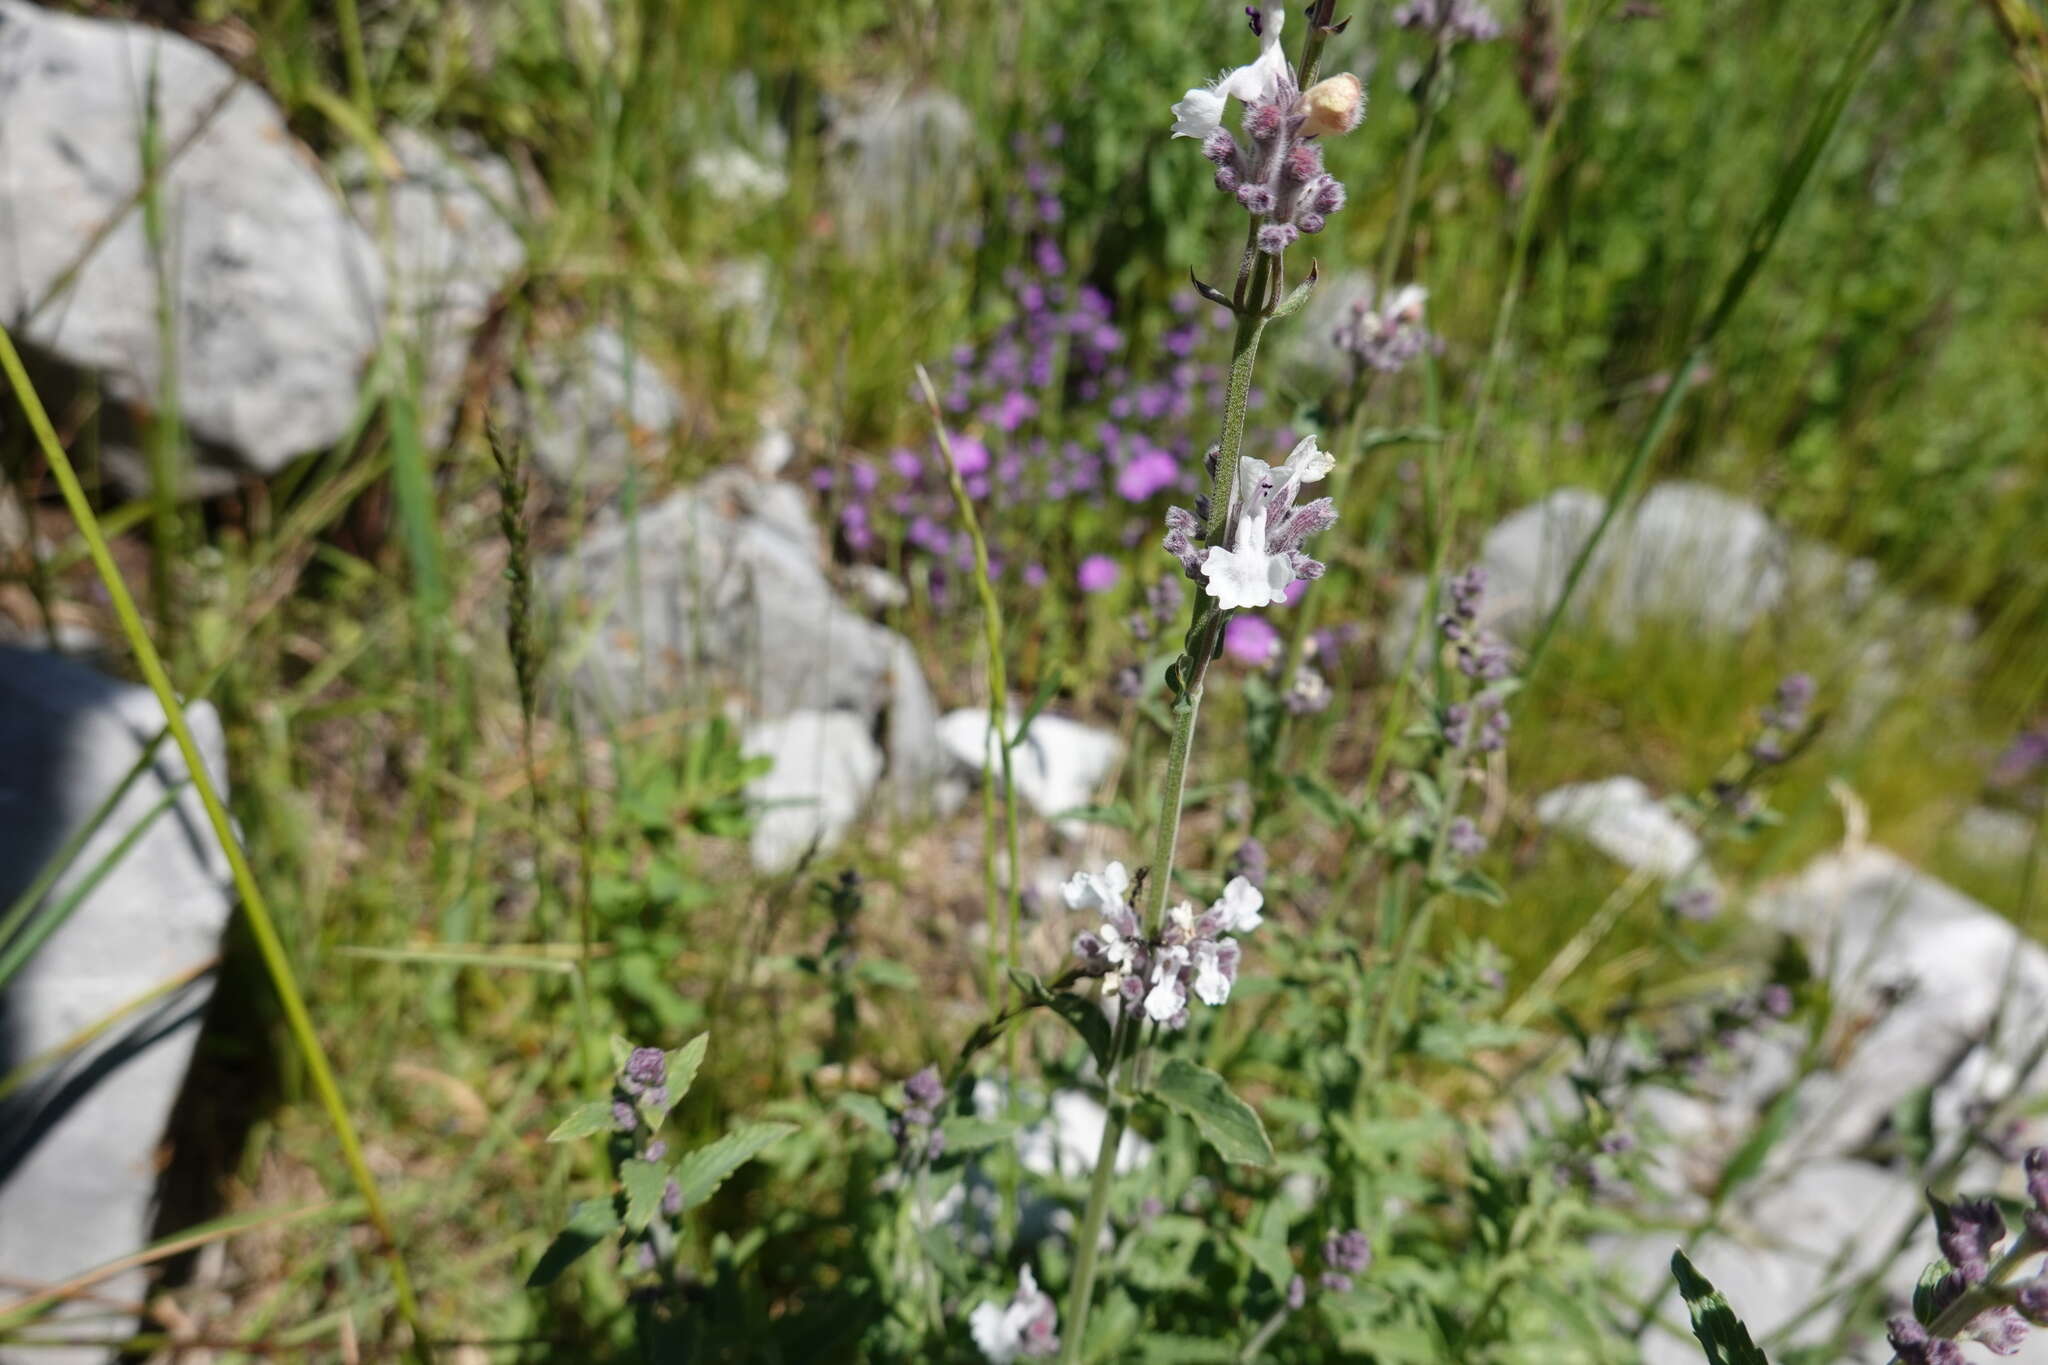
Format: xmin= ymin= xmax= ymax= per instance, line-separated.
xmin=547 ymin=1101 xmax=617 ymax=1144
xmin=938 ymin=1116 xmax=1018 ymax=1154
xmin=1670 ymin=1250 xmax=1772 ymax=1365
xmin=663 ymin=1033 xmax=709 ymax=1110
xmin=835 ymin=1092 xmax=893 ymax=1136
xmin=527 ymin=1199 xmax=619 ymax=1288
xmin=609 ymin=1035 xmax=634 ymax=1073
xmin=620 ymin=1158 xmax=673 ymax=1232
xmin=1288 ymin=773 xmax=1362 ymax=834
xmin=1033 ymin=980 xmax=1116 ymax=1073
xmin=1446 ymin=868 xmax=1506 ymax=906
xmin=855 ymin=958 xmax=920 ymax=991
xmin=672 ymin=1122 xmax=798 ymax=1210
xmin=1231 ymin=1228 xmax=1297 ymax=1291
xmin=1148 ymin=1058 xmax=1274 ymax=1167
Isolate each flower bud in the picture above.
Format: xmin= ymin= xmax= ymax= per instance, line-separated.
xmin=1300 ymin=73 xmax=1365 ymax=138
xmin=1237 ymin=183 xmax=1276 ymax=214
xmin=1282 ymin=143 xmax=1323 ymax=184
xmin=1202 ymin=129 xmax=1239 ymax=165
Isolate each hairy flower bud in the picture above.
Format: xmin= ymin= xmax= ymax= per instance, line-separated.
xmin=1237 ymin=183 xmax=1276 ymax=214
xmin=1203 ymin=129 xmax=1239 ymax=165
xmin=1300 ymin=74 xmax=1366 ymax=137
xmin=1257 ymin=222 xmax=1299 ymax=254
xmin=1295 ymin=211 xmax=1327 ymax=235
xmin=1282 ymin=143 xmax=1323 ymax=184
xmin=1215 ymin=165 xmax=1242 ymax=193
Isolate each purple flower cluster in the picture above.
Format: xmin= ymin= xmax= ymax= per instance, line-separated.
xmin=1393 ymin=0 xmax=1504 ymax=43
xmin=1201 ymin=82 xmax=1353 ymax=255
xmin=1066 ymin=862 xmax=1264 ymax=1031
xmin=1994 ymin=722 xmax=2048 ymax=788
xmin=1443 ymin=697 xmax=1510 ymax=754
xmin=1750 ymin=672 xmax=1815 ymax=764
xmin=1318 ymin=1228 xmax=1374 ymax=1293
xmin=819 ymin=138 xmax=1263 ymax=609
xmin=1889 ymin=1149 xmax=2048 ymax=1361
xmin=890 ymin=1065 xmax=947 ymax=1165
xmin=1438 ymin=566 xmax=1512 ymax=681
xmin=1333 ymin=282 xmax=1440 ymax=376
xmin=621 ymin=1045 xmax=670 ymax=1114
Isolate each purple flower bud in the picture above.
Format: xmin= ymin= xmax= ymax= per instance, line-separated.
xmin=1203 ymin=130 xmax=1239 ymax=165
xmin=1760 ymin=983 xmax=1793 ymax=1018
xmin=1282 ymin=144 xmax=1323 ymax=184
xmin=1320 ymin=1271 xmax=1354 ymax=1294
xmin=1323 ymin=1229 xmax=1373 ymax=1275
xmin=1237 ymin=184 xmax=1276 ymax=214
xmin=1447 ymin=816 xmax=1487 ymax=859
xmin=622 ymin=1046 xmax=667 ymax=1095
xmin=1295 ymin=211 xmax=1327 ymax=235
xmin=2027 ymin=1148 xmax=2048 ymax=1215
xmin=1313 ymin=178 xmax=1347 ymax=214
xmin=2019 ymin=1276 xmax=2048 ymax=1325
xmin=644 ymin=1140 xmax=669 ymax=1161
xmin=637 ymin=1239 xmax=658 ymax=1272
xmin=904 ymin=1065 xmax=945 ymax=1110
xmin=1256 ymin=222 xmax=1299 ymax=255
xmin=1244 ymin=102 xmax=1286 ymax=142
xmin=662 ymin=1177 xmax=683 ymax=1218
xmin=1935 ymin=1195 xmax=2007 ymax=1279
xmin=613 ymin=1099 xmax=638 ymax=1132
xmin=1286 ymin=1274 xmax=1307 ymax=1310
xmin=1215 ymin=165 xmax=1243 ymax=193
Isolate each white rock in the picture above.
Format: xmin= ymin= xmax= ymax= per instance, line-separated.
xmin=970 ymin=1083 xmax=1151 ymax=1180
xmin=1534 ymin=777 xmax=1705 ymax=879
xmin=938 ymin=709 xmax=1121 ymax=827
xmin=0 ymin=647 xmax=234 ymax=1365
xmin=742 ymin=711 xmax=883 ymax=873
xmin=517 ymin=325 xmax=686 ymax=489
xmin=1477 ymin=482 xmax=1786 ymax=639
xmin=1612 ymin=1159 xmax=1926 ymax=1365
xmin=0 ymin=2 xmax=383 ymax=480
xmin=545 ymin=469 xmax=950 ymax=803
xmin=338 ymin=127 xmax=525 ymax=442
xmin=1753 ymin=846 xmax=2048 ymax=1162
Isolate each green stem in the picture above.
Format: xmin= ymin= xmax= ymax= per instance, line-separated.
xmin=0 ymin=322 xmax=436 ymax=1365
xmin=1238 ymin=1303 xmax=1294 ymax=1361
xmin=1059 ymin=1010 xmax=1133 ymax=1365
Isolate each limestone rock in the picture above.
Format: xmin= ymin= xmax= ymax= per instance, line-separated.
xmin=1534 ymin=776 xmax=1705 ymax=879
xmin=742 ymin=711 xmax=884 ymax=873
xmin=0 ymin=2 xmax=382 ymax=482
xmin=0 ymin=647 xmax=234 ymax=1365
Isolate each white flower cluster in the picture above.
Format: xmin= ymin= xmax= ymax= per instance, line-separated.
xmin=970 ymin=1263 xmax=1059 ymax=1362
xmin=1066 ymin=862 xmax=1264 ymax=1029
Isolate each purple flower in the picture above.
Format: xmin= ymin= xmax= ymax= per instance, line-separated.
xmin=1227 ymin=838 xmax=1270 ymax=889
xmin=1078 ymin=555 xmax=1121 ymax=594
xmin=1117 ymin=449 xmax=1182 ymax=502
xmin=1323 ymin=1228 xmax=1373 ymax=1275
xmin=1223 ymin=614 xmax=1282 ymax=665
xmin=904 ymin=1066 xmax=945 ymax=1110
xmin=622 ymin=1046 xmax=666 ymax=1095
xmin=1285 ymin=1275 xmax=1307 ymax=1310
xmin=1447 ymin=816 xmax=1487 ymax=859
xmin=952 ymin=436 xmax=991 ymax=477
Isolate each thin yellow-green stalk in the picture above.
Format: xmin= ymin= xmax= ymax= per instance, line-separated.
xmin=0 ymin=322 xmax=436 ymax=1365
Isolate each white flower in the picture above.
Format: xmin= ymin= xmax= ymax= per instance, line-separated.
xmin=1200 ymin=507 xmax=1294 ymax=609
xmin=1280 ymin=434 xmax=1335 ymax=490
xmin=1170 ymin=7 xmax=1290 ymax=139
xmin=1144 ymin=946 xmax=1191 ymax=1023
xmin=1191 ymin=940 xmax=1235 ymax=1007
xmin=1062 ymin=861 xmax=1131 ymax=913
xmin=970 ymin=1264 xmax=1059 ymax=1362
xmin=1212 ymin=876 xmax=1264 ymax=934
xmin=1098 ymin=918 xmax=1140 ymax=996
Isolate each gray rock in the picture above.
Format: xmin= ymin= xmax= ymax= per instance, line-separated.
xmin=1610 ymin=1159 xmax=1926 ymax=1365
xmin=338 ymin=127 xmax=525 ymax=443
xmin=1534 ymin=776 xmax=1706 ymax=879
xmin=545 ymin=468 xmax=949 ymax=802
xmin=515 ymin=325 xmax=685 ymax=489
xmin=0 ymin=647 xmax=234 ymax=1365
xmin=742 ymin=711 xmax=883 ymax=873
xmin=1753 ymin=846 xmax=2048 ymax=1164
xmin=0 ymin=2 xmax=382 ymax=482
xmin=1476 ymin=482 xmax=1786 ymax=639
xmin=938 ymin=708 xmax=1122 ymax=832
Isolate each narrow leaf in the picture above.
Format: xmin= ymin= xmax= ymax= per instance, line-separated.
xmin=527 ymin=1200 xmax=619 ymax=1288
xmin=673 ymin=1122 xmax=798 ymax=1210
xmin=1149 ymin=1058 xmax=1274 ymax=1167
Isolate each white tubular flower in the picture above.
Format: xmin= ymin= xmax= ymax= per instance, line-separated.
xmin=1200 ymin=507 xmax=1294 ymax=609
xmin=1144 ymin=947 xmax=1191 ymax=1023
xmin=1279 ymin=434 xmax=1335 ymax=492
xmin=1061 ymin=860 xmax=1131 ymax=913
xmin=1097 ymin=918 xmax=1139 ymax=996
xmin=1170 ymin=6 xmax=1289 ymax=139
xmin=970 ymin=1264 xmax=1059 ymax=1362
xmin=1212 ymin=876 xmax=1265 ymax=934
xmin=1191 ymin=940 xmax=1235 ymax=1007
